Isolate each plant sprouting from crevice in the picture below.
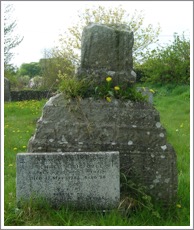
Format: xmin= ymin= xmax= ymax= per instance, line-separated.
xmin=119 ymin=173 xmax=161 ymax=219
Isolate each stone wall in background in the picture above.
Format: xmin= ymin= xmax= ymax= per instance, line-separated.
xmin=11 ymin=90 xmax=53 ymax=101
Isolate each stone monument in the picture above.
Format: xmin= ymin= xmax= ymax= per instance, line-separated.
xmin=26 ymin=23 xmax=177 ymax=205
xmin=4 ymin=77 xmax=11 ymax=102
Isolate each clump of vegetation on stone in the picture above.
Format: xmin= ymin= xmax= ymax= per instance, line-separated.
xmin=94 ymin=76 xmax=146 ymax=102
xmin=58 ymin=72 xmax=146 ymax=102
xmin=58 ymin=72 xmax=90 ymax=99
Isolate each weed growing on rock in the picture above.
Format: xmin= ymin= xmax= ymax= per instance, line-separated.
xmin=58 ymin=73 xmax=146 ymax=102
xmin=119 ymin=173 xmax=161 ymax=219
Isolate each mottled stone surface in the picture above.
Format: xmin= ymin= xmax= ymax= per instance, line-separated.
xmin=77 ymin=23 xmax=136 ymax=86
xmin=4 ymin=77 xmax=11 ymax=102
xmin=28 ymin=94 xmax=178 ymax=203
xmin=16 ymin=151 xmax=120 ymax=209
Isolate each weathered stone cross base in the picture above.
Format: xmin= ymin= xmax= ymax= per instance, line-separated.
xmin=27 ymin=94 xmax=178 ymax=205
xmin=16 ymin=151 xmax=120 ymax=209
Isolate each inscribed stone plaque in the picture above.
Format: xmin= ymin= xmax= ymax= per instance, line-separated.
xmin=16 ymin=152 xmax=120 ymax=209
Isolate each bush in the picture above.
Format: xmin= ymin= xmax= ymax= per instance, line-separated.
xmin=136 ymin=32 xmax=190 ymax=84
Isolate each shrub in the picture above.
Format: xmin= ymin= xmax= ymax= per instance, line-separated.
xmin=136 ymin=32 xmax=190 ymax=84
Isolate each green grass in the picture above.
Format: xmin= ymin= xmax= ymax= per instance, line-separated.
xmin=4 ymin=84 xmax=190 ymax=226
xmin=152 ymin=84 xmax=190 ymax=225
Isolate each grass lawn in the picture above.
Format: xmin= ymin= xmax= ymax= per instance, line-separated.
xmin=3 ymin=84 xmax=190 ymax=226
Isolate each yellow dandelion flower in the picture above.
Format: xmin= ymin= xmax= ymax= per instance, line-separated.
xmin=22 ymin=146 xmax=26 ymax=149
xmin=13 ymin=147 xmax=17 ymax=151
xmin=106 ymin=97 xmax=111 ymax=102
xmin=149 ymin=89 xmax=155 ymax=94
xmin=114 ymin=86 xmax=120 ymax=91
xmin=106 ymin=76 xmax=112 ymax=82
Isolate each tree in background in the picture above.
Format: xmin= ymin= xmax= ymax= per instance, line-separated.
xmin=18 ymin=62 xmax=41 ymax=78
xmin=44 ymin=5 xmax=160 ymax=89
xmin=135 ymin=32 xmax=190 ymax=84
xmin=28 ymin=76 xmax=43 ymax=89
xmin=55 ymin=6 xmax=161 ymax=70
xmin=39 ymin=49 xmax=75 ymax=89
xmin=4 ymin=4 xmax=23 ymax=73
xmin=16 ymin=75 xmax=30 ymax=90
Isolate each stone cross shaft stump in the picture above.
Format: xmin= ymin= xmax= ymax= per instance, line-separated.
xmin=77 ymin=23 xmax=136 ymax=86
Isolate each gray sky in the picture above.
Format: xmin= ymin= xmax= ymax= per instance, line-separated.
xmin=2 ymin=1 xmax=193 ymax=68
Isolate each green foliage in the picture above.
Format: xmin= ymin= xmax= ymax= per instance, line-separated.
xmin=153 ymin=84 xmax=190 ymax=225
xmin=58 ymin=72 xmax=89 ymax=98
xmin=16 ymin=75 xmax=30 ymax=90
xmin=136 ymin=33 xmax=190 ymax=84
xmin=39 ymin=49 xmax=75 ymax=89
xmin=58 ymin=74 xmax=146 ymax=102
xmin=29 ymin=76 xmax=43 ymax=89
xmin=6 ymin=62 xmax=42 ymax=90
xmin=18 ymin=62 xmax=41 ymax=78
xmin=94 ymin=77 xmax=146 ymax=102
xmin=119 ymin=173 xmax=161 ymax=219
